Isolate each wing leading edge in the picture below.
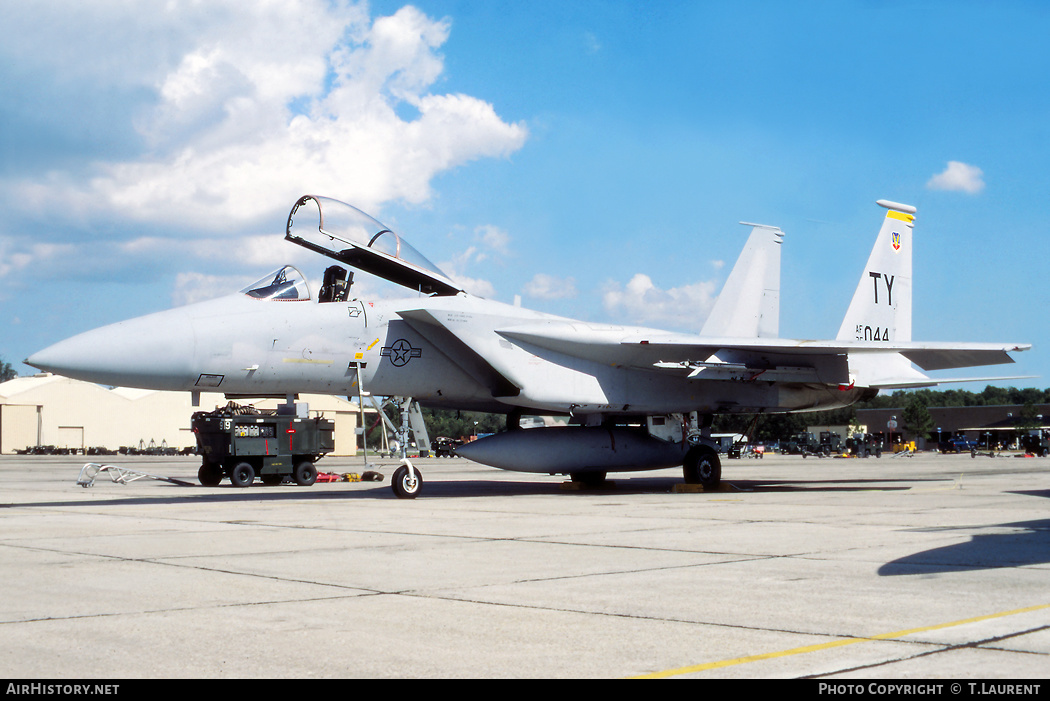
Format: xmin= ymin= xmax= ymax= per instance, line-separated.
xmin=496 ymin=324 xmax=1027 ymax=381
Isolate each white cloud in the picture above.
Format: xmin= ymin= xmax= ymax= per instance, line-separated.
xmin=172 ymin=271 xmax=256 ymax=307
xmin=437 ymin=246 xmax=496 ymax=297
xmin=333 ymin=5 xmax=450 ymax=105
xmin=122 ymin=234 xmax=316 ymax=271
xmin=0 ymin=1 xmax=529 ymax=347
xmin=438 ymin=224 xmax=514 ymax=298
xmin=602 ymin=273 xmax=718 ymax=331
xmin=5 ymin=3 xmax=527 ymax=230
xmin=0 ymin=227 xmax=318 ymax=303
xmin=523 ymin=273 xmax=577 ymax=300
xmin=474 ymin=225 xmax=512 ymax=258
xmin=926 ymin=161 xmax=985 ymax=194
xmin=0 ymin=238 xmax=76 ymax=278
xmin=447 ymin=274 xmax=497 ymax=298
xmin=583 ymin=32 xmax=602 ymax=54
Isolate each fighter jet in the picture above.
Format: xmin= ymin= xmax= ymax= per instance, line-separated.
xmin=27 ymin=196 xmax=1030 ymax=497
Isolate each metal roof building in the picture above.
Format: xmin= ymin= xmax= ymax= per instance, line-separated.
xmin=0 ymin=374 xmax=361 ymax=456
xmin=856 ymin=404 xmax=1050 ymax=447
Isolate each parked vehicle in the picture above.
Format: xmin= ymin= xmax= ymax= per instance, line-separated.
xmin=845 ymin=433 xmax=883 ymax=458
xmin=939 ymin=435 xmax=979 ymax=454
xmin=781 ymin=432 xmax=822 ymax=457
xmin=192 ymin=403 xmax=334 ymax=487
xmin=433 ymin=436 xmax=463 ymax=458
xmin=819 ymin=431 xmax=843 ymax=455
xmin=745 ymin=444 xmax=765 ymax=458
xmin=1021 ymin=430 xmax=1049 ymax=457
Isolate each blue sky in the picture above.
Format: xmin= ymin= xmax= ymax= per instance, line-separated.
xmin=2 ymin=1 xmax=1047 ymax=389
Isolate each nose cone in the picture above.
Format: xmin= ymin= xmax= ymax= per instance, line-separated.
xmin=27 ymin=307 xmax=198 ymax=391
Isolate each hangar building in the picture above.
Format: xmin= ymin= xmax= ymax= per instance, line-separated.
xmin=856 ymin=404 xmax=1050 ymax=449
xmin=0 ymin=374 xmax=362 ymax=456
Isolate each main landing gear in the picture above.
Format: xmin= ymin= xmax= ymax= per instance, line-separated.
xmin=680 ymin=412 xmax=722 ymax=490
xmin=683 ymin=444 xmax=722 ymax=490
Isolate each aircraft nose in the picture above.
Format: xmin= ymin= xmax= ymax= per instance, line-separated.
xmin=26 ymin=307 xmax=198 ymax=391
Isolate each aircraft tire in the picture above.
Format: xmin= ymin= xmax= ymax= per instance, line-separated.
xmin=293 ymin=461 xmax=317 ymax=487
xmin=683 ymin=446 xmax=721 ymax=489
xmin=198 ymin=462 xmax=223 ymax=487
xmin=229 ymin=461 xmax=255 ymax=488
xmin=391 ymin=465 xmax=422 ymax=499
xmin=570 ymin=471 xmax=607 ymax=487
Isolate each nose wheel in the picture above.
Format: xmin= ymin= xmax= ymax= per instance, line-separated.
xmin=391 ymin=460 xmax=423 ymax=499
xmin=389 ymin=399 xmax=424 ymax=499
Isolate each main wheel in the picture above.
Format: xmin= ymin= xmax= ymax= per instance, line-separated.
xmin=229 ymin=461 xmax=255 ymax=488
xmin=391 ymin=464 xmax=422 ymax=499
xmin=198 ymin=462 xmax=223 ymax=487
xmin=569 ymin=471 xmax=607 ymax=487
xmin=683 ymin=446 xmax=721 ymax=489
xmin=293 ymin=461 xmax=317 ymax=487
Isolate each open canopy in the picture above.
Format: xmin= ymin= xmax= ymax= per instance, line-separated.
xmin=285 ymin=195 xmax=463 ymax=296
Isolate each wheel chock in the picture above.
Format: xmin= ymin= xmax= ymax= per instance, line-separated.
xmin=673 ymin=482 xmax=735 ymax=493
xmin=560 ymin=480 xmax=617 ymax=491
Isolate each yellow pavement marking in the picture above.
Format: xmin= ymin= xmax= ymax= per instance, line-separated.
xmin=631 ymin=602 xmax=1050 ymax=679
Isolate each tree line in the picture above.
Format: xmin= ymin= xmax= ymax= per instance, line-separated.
xmin=420 ymin=386 xmax=1050 ymax=444
xmin=716 ymin=386 xmax=1050 ymax=442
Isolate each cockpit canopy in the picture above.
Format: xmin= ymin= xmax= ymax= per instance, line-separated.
xmin=241 ymin=266 xmax=310 ymax=301
xmin=285 ymin=195 xmax=463 ymax=296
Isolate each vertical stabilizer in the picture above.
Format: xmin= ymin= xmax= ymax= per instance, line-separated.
xmin=836 ymin=200 xmax=915 ymax=343
xmin=701 ymin=223 xmax=783 ymax=338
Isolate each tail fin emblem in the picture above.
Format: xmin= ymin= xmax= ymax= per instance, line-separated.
xmin=891 ymin=232 xmax=901 ymax=251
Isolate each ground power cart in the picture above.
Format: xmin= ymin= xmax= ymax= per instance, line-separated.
xmin=192 ymin=405 xmax=335 ymax=487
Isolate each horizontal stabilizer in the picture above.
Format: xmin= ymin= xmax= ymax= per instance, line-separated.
xmin=870 ymin=375 xmax=1038 ymax=390
xmin=898 ymin=347 xmax=1021 ymax=372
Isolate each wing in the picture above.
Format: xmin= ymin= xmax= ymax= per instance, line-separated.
xmin=495 ymin=321 xmax=1030 ymax=387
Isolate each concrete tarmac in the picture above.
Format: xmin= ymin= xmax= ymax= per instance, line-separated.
xmin=0 ymin=451 xmax=1047 ymax=679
